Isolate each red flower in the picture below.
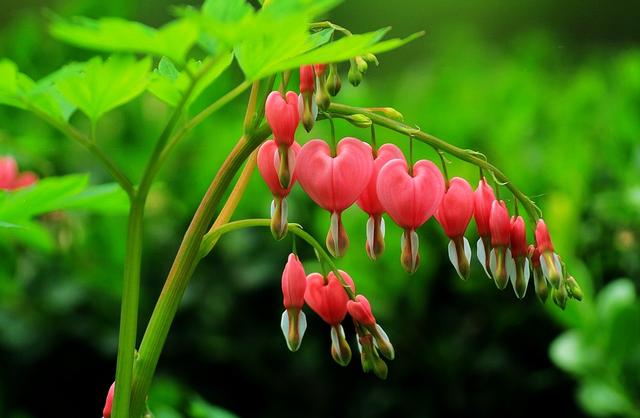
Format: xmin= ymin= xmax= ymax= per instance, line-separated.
xmin=535 ymin=219 xmax=562 ymax=288
xmin=509 ymin=216 xmax=528 ymax=258
xmin=280 ymin=253 xmax=307 ymax=352
xmin=0 ymin=156 xmax=37 ymax=190
xmin=534 ymin=219 xmax=555 ymax=253
xmin=299 ymin=65 xmax=314 ymax=93
xmin=265 ymin=91 xmax=299 ymax=147
xmin=296 ymin=137 xmax=373 ymax=257
xmin=377 ymin=158 xmax=445 ymax=273
xmin=508 ymin=216 xmax=530 ymax=299
xmin=347 ymin=295 xmax=376 ymax=326
xmin=473 ymin=177 xmax=495 ymax=237
xmin=102 ymin=382 xmax=114 ymax=418
xmin=304 ymin=270 xmax=355 ymax=326
xmin=488 ymin=200 xmax=510 ymax=289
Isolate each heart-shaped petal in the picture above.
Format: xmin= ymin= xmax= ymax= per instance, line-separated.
xmin=357 ymin=143 xmax=405 ymax=216
xmin=265 ymin=91 xmax=299 ymax=146
xmin=304 ymin=270 xmax=355 ymax=326
xmin=435 ymin=176 xmax=474 ymax=239
xmin=377 ymin=159 xmax=445 ymax=229
xmin=257 ymin=140 xmax=300 ymax=198
xmin=296 ymin=137 xmax=373 ymax=213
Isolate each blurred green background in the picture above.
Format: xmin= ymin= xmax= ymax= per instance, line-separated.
xmin=1 ymin=0 xmax=639 ymax=417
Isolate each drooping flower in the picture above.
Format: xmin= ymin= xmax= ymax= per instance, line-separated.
xmin=257 ymin=140 xmax=301 ymax=239
xmin=0 ymin=156 xmax=37 ymax=190
xmin=102 ymin=382 xmax=115 ymax=418
xmin=280 ymin=253 xmax=307 ymax=352
xmin=377 ymin=158 xmax=445 ymax=273
xmin=535 ymin=219 xmax=562 ymax=288
xmin=356 ymin=143 xmax=405 ymax=260
xmin=265 ymin=91 xmax=300 ymax=188
xmin=473 ymin=177 xmax=496 ymax=277
xmin=305 ymin=270 xmax=356 ymax=366
xmin=507 ymin=216 xmax=530 ymax=299
xmin=488 ymin=200 xmax=511 ymax=289
xmin=296 ymin=137 xmax=373 ymax=257
xmin=347 ymin=294 xmax=394 ymax=361
xmin=528 ymin=244 xmax=548 ymax=303
xmin=435 ymin=177 xmax=474 ymax=279
xmin=298 ymin=65 xmax=317 ymax=132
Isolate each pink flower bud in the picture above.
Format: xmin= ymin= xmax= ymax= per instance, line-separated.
xmin=296 ymin=138 xmax=373 ymax=257
xmin=265 ymin=91 xmax=299 ymax=147
xmin=281 ymin=253 xmax=306 ymax=309
xmin=304 ymin=270 xmax=355 ymax=326
xmin=299 ymin=65 xmax=314 ymax=93
xmin=0 ymin=156 xmax=37 ymax=190
xmin=473 ymin=177 xmax=496 ymax=237
xmin=102 ymin=382 xmax=114 ymax=418
xmin=535 ymin=219 xmax=555 ymax=253
xmin=489 ymin=200 xmax=510 ymax=246
xmin=314 ymin=64 xmax=327 ymax=77
xmin=435 ymin=177 xmax=474 ymax=239
xmin=509 ymin=216 xmax=528 ymax=258
xmin=347 ymin=295 xmax=376 ymax=326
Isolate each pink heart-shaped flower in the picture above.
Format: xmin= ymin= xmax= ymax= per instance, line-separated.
xmin=357 ymin=143 xmax=405 ymax=216
xmin=377 ymin=159 xmax=445 ymax=230
xmin=435 ymin=176 xmax=474 ymax=239
xmin=265 ymin=91 xmax=299 ymax=146
xmin=257 ymin=139 xmax=300 ymax=198
xmin=296 ymin=137 xmax=373 ymax=213
xmin=304 ymin=270 xmax=355 ymax=326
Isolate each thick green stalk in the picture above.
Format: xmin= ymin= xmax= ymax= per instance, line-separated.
xmin=328 ymin=102 xmax=542 ymax=223
xmin=129 ymin=126 xmax=270 ymax=418
xmin=111 ymin=198 xmax=145 ymax=418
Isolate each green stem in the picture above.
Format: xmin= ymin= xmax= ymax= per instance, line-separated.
xmin=30 ymin=107 xmax=135 ymax=198
xmin=129 ymin=125 xmax=271 ymax=418
xmin=328 ymin=102 xmax=542 ymax=222
xmin=112 ymin=198 xmax=144 ymax=418
xmin=200 ymin=219 xmax=356 ymax=300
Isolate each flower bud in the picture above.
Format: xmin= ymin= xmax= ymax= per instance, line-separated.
xmin=347 ymin=295 xmax=376 ymax=326
xmin=552 ymin=278 xmax=568 ymax=310
xmin=507 ymin=216 xmax=530 ymax=299
xmin=489 ymin=200 xmax=510 ymax=289
xmin=365 ymin=214 xmax=386 ymax=260
xmin=330 ymin=324 xmax=352 ymax=366
xmin=566 ymin=275 xmax=583 ymax=301
xmin=357 ymin=334 xmax=388 ymax=380
xmin=376 ymin=107 xmax=404 ymax=121
xmin=102 ymin=382 xmax=115 ymax=418
xmin=282 ymin=254 xmax=306 ymax=309
xmin=348 ymin=59 xmax=363 ymax=86
xmin=265 ymin=91 xmax=299 ymax=147
xmin=355 ymin=56 xmax=368 ymax=73
xmin=363 ymin=53 xmax=379 ymax=66
xmin=473 ymin=178 xmax=496 ymax=278
xmin=270 ymin=197 xmax=288 ymax=240
xmin=345 ymin=114 xmax=372 ymax=128
xmin=326 ymin=63 xmax=342 ymax=96
xmin=314 ymin=63 xmax=327 ymax=77
xmin=299 ymin=65 xmax=314 ymax=94
xmin=535 ymin=219 xmax=562 ymax=288
xmin=529 ymin=245 xmax=548 ymax=303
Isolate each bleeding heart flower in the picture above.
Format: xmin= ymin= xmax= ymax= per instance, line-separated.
xmin=488 ymin=200 xmax=510 ymax=289
xmin=102 ymin=382 xmax=115 ymax=418
xmin=296 ymin=137 xmax=373 ymax=257
xmin=299 ymin=65 xmax=314 ymax=93
xmin=507 ymin=216 xmax=530 ymax=299
xmin=473 ymin=177 xmax=496 ymax=278
xmin=280 ymin=253 xmax=307 ymax=352
xmin=356 ymin=143 xmax=405 ymax=260
xmin=377 ymin=159 xmax=445 ymax=273
xmin=528 ymin=244 xmax=548 ymax=303
xmin=347 ymin=295 xmax=395 ymax=361
xmin=257 ymin=140 xmax=301 ymax=239
xmin=435 ymin=177 xmax=474 ymax=280
xmin=535 ymin=219 xmax=562 ymax=288
xmin=0 ymin=156 xmax=37 ymax=190
xmin=305 ymin=270 xmax=356 ymax=366
xmin=265 ymin=91 xmax=300 ymax=188
xmin=299 ymin=66 xmax=317 ymax=132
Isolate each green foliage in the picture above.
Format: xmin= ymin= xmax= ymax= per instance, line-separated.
xmin=49 ymin=15 xmax=199 ymax=64
xmin=55 ymin=55 xmax=151 ymax=123
xmin=550 ymin=279 xmax=640 ymax=417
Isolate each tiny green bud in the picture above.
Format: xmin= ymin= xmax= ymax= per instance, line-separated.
xmin=355 ymin=56 xmax=368 ymax=74
xmin=363 ymin=53 xmax=379 ymax=66
xmin=566 ymin=276 xmax=583 ymax=301
xmin=326 ymin=64 xmax=342 ymax=96
xmin=377 ymin=107 xmax=404 ymax=121
xmin=552 ymin=282 xmax=568 ymax=310
xmin=345 ymin=114 xmax=372 ymax=128
xmin=348 ymin=60 xmax=363 ymax=86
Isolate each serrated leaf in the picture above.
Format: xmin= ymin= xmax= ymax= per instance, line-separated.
xmin=148 ymin=53 xmax=233 ymax=108
xmin=55 ymin=55 xmax=151 ymax=123
xmin=49 ymin=15 xmax=198 ymax=64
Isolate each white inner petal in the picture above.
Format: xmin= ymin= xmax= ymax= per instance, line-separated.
xmin=489 ymin=248 xmax=498 ymax=278
xmin=380 ymin=217 xmax=386 ymax=237
xmin=463 ymin=237 xmax=472 ymax=263
xmin=330 ymin=212 xmax=340 ymax=255
xmin=280 ymin=310 xmax=290 ymax=349
xmin=297 ymin=310 xmax=307 ymax=343
xmin=539 ymin=254 xmax=550 ymax=279
xmin=280 ymin=198 xmax=288 ymax=226
xmin=366 ymin=216 xmax=375 ymax=251
xmin=507 ymin=254 xmax=517 ymax=290
xmin=448 ymin=240 xmax=462 ymax=278
xmin=270 ymin=199 xmax=276 ymax=218
xmin=477 ymin=238 xmax=490 ymax=278
xmin=410 ymin=230 xmax=419 ymax=267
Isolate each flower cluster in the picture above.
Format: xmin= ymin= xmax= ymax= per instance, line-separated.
xmin=0 ymin=156 xmax=37 ymax=190
xmin=256 ymin=64 xmax=583 ymax=377
xmin=279 ymin=253 xmax=394 ymax=378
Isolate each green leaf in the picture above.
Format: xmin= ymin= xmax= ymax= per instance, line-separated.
xmin=577 ymin=379 xmax=637 ymax=417
xmin=49 ymin=15 xmax=198 ymax=64
xmin=596 ymin=278 xmax=636 ymax=323
xmin=53 ymin=182 xmax=129 ymax=214
xmin=549 ymin=330 xmax=596 ymax=375
xmin=0 ymin=59 xmax=78 ymax=120
xmin=55 ymin=55 xmax=151 ymax=123
xmin=148 ymin=52 xmax=234 ymax=108
xmin=189 ymin=396 xmax=240 ymax=418
xmin=260 ymin=29 xmax=424 ymax=77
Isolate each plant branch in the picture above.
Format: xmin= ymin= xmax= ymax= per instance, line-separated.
xmin=328 ymin=102 xmax=543 ymax=223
